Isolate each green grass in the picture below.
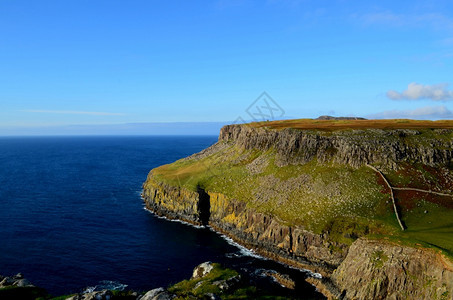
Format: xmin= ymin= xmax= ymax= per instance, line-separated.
xmin=169 ymin=263 xmax=238 ymax=298
xmin=152 ymin=139 xmax=453 ymax=259
xmin=370 ymin=250 xmax=389 ymax=268
xmin=154 ymin=145 xmax=396 ymax=239
xmin=380 ymin=164 xmax=453 ymax=258
xmin=168 ymin=263 xmax=293 ymax=299
xmin=398 ymin=200 xmax=453 ymax=258
xmin=47 ymin=295 xmax=77 ymax=300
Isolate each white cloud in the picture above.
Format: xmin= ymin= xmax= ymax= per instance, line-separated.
xmin=386 ymin=83 xmax=453 ymax=101
xmin=368 ymin=105 xmax=453 ymax=120
xmin=23 ymin=110 xmax=124 ymax=116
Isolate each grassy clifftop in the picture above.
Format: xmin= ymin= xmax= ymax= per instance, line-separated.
xmin=151 ymin=119 xmax=453 ymax=258
xmin=251 ymin=118 xmax=453 ymax=131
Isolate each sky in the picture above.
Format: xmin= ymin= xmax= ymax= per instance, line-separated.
xmin=1 ymin=0 xmax=453 ymax=134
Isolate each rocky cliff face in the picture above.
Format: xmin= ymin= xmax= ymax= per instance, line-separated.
xmin=219 ymin=125 xmax=453 ymax=169
xmin=143 ymin=123 xmax=453 ymax=299
xmin=143 ymin=176 xmax=347 ymax=274
xmin=332 ymin=239 xmax=453 ymax=300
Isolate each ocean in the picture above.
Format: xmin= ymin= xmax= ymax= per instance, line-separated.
xmin=0 ymin=136 xmax=323 ymax=298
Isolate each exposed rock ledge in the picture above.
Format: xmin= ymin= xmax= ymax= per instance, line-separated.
xmin=218 ymin=124 xmax=453 ymax=169
xmin=331 ymin=238 xmax=453 ymax=299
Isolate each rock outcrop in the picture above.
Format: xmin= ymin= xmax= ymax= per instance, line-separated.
xmin=0 ymin=273 xmax=35 ymax=289
xmin=218 ymin=124 xmax=453 ymax=169
xmin=332 ymin=238 xmax=453 ymax=300
xmin=192 ymin=262 xmax=214 ymax=279
xmin=0 ymin=273 xmax=48 ymax=300
xmin=140 ymin=288 xmax=175 ymax=300
xmin=67 ymin=290 xmax=114 ymax=300
xmin=264 ymin=271 xmax=296 ymax=290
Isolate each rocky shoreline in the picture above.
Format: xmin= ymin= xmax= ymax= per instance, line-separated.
xmin=1 ymin=261 xmax=307 ymax=300
xmin=143 ymin=183 xmax=340 ymax=297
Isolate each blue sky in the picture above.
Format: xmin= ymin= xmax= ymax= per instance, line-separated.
xmin=1 ymin=0 xmax=453 ymax=134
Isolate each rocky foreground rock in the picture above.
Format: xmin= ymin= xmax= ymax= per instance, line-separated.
xmin=0 ymin=273 xmax=34 ymax=289
xmin=0 ymin=262 xmax=255 ymax=300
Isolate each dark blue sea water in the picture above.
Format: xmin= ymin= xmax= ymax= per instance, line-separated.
xmin=0 ymin=136 xmax=323 ymax=298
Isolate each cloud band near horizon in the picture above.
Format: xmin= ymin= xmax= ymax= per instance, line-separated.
xmin=23 ymin=110 xmax=125 ymax=116
xmin=368 ymin=105 xmax=453 ymax=119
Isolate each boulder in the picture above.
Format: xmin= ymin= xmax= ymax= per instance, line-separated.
xmin=14 ymin=279 xmax=33 ymax=287
xmin=66 ymin=290 xmax=113 ymax=300
xmin=140 ymin=287 xmax=175 ymax=300
xmin=203 ymin=293 xmax=221 ymax=300
xmin=264 ymin=271 xmax=295 ymax=289
xmin=0 ymin=273 xmax=36 ymax=289
xmin=192 ymin=262 xmax=214 ymax=279
xmin=0 ymin=276 xmax=15 ymax=287
xmin=212 ymin=274 xmax=241 ymax=291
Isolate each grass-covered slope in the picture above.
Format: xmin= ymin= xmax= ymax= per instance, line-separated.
xmin=385 ymin=163 xmax=453 ymax=256
xmin=151 ymin=119 xmax=453 ymax=258
xmin=153 ymin=147 xmax=389 ymax=238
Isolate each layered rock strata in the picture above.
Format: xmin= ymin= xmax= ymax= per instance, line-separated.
xmin=219 ymin=125 xmax=453 ymax=169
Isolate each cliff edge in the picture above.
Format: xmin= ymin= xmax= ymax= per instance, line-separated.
xmin=143 ymin=119 xmax=453 ymax=299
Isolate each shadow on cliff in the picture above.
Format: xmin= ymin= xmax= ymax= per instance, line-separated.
xmin=197 ymin=184 xmax=210 ymax=226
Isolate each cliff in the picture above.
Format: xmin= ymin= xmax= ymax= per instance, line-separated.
xmin=218 ymin=124 xmax=453 ymax=169
xmin=143 ymin=178 xmax=346 ymax=273
xmin=143 ymin=119 xmax=453 ymax=299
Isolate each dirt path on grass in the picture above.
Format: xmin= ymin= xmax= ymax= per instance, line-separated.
xmin=392 ymin=187 xmax=453 ymax=197
xmin=366 ymin=164 xmax=405 ymax=231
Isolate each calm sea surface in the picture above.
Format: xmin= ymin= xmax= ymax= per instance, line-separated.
xmin=0 ymin=136 xmax=323 ymax=298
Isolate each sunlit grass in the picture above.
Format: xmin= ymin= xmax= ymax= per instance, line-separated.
xmin=251 ymin=118 xmax=453 ymax=131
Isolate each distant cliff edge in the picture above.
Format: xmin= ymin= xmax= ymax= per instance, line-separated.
xmin=143 ymin=119 xmax=453 ymax=299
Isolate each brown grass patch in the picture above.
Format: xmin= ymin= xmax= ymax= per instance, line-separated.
xmin=395 ymin=190 xmax=453 ymax=210
xmin=392 ymin=163 xmax=453 ymax=192
xmin=375 ymin=172 xmax=391 ymax=195
xmin=250 ymin=118 xmax=453 ymax=131
xmin=394 ymin=190 xmax=423 ymax=210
